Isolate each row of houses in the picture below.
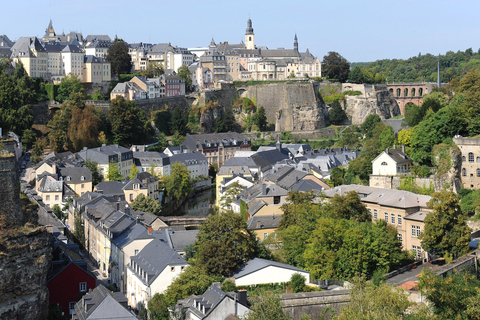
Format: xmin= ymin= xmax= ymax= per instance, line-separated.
xmin=110 ymin=74 xmax=185 ymax=100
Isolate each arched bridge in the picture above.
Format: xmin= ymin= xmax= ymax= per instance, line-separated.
xmin=386 ymin=83 xmax=437 ymax=115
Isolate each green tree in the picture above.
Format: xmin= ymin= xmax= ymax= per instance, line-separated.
xmin=289 ymin=273 xmax=306 ymax=293
xmin=322 ymin=51 xmax=350 ymax=82
xmin=221 ymin=279 xmax=237 ymax=292
xmin=57 ymin=73 xmax=84 ymax=102
xmin=141 ymin=61 xmax=164 ymax=78
xmin=325 ymin=191 xmax=371 ymax=222
xmin=108 ymin=96 xmax=151 ymax=146
xmin=379 ymin=125 xmax=395 ymax=150
xmin=107 ymin=160 xmax=122 ymax=181
xmin=253 ymin=106 xmax=268 ymax=131
xmin=348 ymin=66 xmax=365 ymax=84
xmin=129 ymin=163 xmax=139 ymax=180
xmin=131 ymin=194 xmax=162 ymax=216
xmin=170 ymin=107 xmax=187 ymax=135
xmin=52 ymin=204 xmax=65 ymax=221
xmin=164 ymin=162 xmax=192 ymax=203
xmin=195 ymin=211 xmax=257 ymax=276
xmin=85 ymin=159 xmax=103 ymax=185
xmin=404 ymin=103 xmax=422 ymax=127
xmin=360 ymin=114 xmax=381 ymax=138
xmin=147 ymin=294 xmax=169 ymax=320
xmin=68 ymin=103 xmax=102 ymax=152
xmin=31 ymin=138 xmax=46 ymax=164
xmin=73 ymin=211 xmax=85 ymax=247
xmin=328 ymin=100 xmax=347 ymax=125
xmin=91 ymin=88 xmax=104 ymax=101
xmin=330 ymin=167 xmax=345 ymax=186
xmin=419 ymin=191 xmax=471 ymax=257
xmin=243 ymin=291 xmax=290 ymax=320
xmin=417 ymin=269 xmax=480 ymax=320
xmin=21 ymin=128 xmax=36 ymax=149
xmin=106 ymin=37 xmax=132 ymax=75
xmin=213 ymin=108 xmax=240 ymax=133
xmin=177 ymin=64 xmax=193 ymax=92
xmin=220 ymin=182 xmax=243 ymax=211
xmin=154 ymin=110 xmax=172 ymax=135
xmin=337 ymin=277 xmax=411 ymax=320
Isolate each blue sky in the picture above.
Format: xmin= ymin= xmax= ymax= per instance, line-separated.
xmin=4 ymin=0 xmax=480 ymax=62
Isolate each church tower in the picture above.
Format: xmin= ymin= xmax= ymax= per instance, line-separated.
xmin=294 ymin=34 xmax=298 ymax=52
xmin=245 ymin=18 xmax=255 ymax=50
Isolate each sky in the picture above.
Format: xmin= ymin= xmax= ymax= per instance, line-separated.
xmin=3 ymin=0 xmax=480 ymax=62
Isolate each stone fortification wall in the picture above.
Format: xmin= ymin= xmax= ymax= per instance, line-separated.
xmin=0 ymin=228 xmax=51 ymax=320
xmin=238 ymin=82 xmax=327 ymax=131
xmin=344 ymin=90 xmax=400 ymax=125
xmin=0 ymin=155 xmax=23 ymax=227
xmin=280 ymin=290 xmax=350 ymax=320
xmin=31 ymin=102 xmax=52 ymax=124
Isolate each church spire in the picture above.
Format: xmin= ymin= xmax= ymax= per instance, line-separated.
xmin=245 ymin=17 xmax=255 ymax=50
xmin=294 ymin=33 xmax=298 ymax=52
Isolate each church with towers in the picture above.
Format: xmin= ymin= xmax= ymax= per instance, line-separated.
xmin=197 ymin=17 xmax=321 ymax=83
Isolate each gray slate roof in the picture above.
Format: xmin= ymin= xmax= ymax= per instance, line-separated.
xmin=182 ymin=132 xmax=250 ymax=151
xmin=60 ymin=167 xmax=92 ymax=183
xmin=247 ymin=214 xmax=281 ymax=230
xmin=170 ymin=152 xmax=207 ymax=166
xmin=130 ymin=239 xmax=187 ymax=285
xmin=95 ymin=181 xmax=127 ymax=197
xmin=133 ymin=151 xmax=170 ymax=167
xmin=233 ymin=258 xmax=308 ymax=279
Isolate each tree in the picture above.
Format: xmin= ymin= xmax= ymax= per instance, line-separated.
xmin=73 ymin=211 xmax=85 ymax=247
xmin=141 ymin=61 xmax=164 ymax=78
xmin=213 ymin=108 xmax=240 ymax=133
xmin=325 ymin=191 xmax=370 ymax=222
xmin=253 ymin=106 xmax=268 ymax=131
xmin=337 ymin=277 xmax=411 ymax=320
xmin=21 ymin=128 xmax=36 ymax=149
xmin=108 ymin=96 xmax=150 ymax=146
xmin=220 ymin=182 xmax=243 ymax=211
xmin=290 ymin=273 xmax=306 ymax=293
xmin=404 ymin=103 xmax=422 ymax=127
xmin=85 ymin=159 xmax=103 ymax=185
xmin=52 ymin=204 xmax=65 ymax=221
xmin=57 ymin=73 xmax=84 ymax=102
xmin=107 ymin=160 xmax=122 ymax=181
xmin=91 ymin=88 xmax=104 ymax=101
xmin=397 ymin=128 xmax=414 ymax=154
xmin=177 ymin=64 xmax=193 ymax=92
xmin=194 ymin=211 xmax=257 ymax=276
xmin=169 ymin=107 xmax=187 ymax=136
xmin=164 ymin=162 xmax=192 ymax=203
xmin=328 ymin=100 xmax=347 ymax=125
xmin=360 ymin=114 xmax=381 ymax=138
xmin=156 ymin=133 xmax=169 ymax=151
xmin=243 ymin=291 xmax=290 ymax=320
xmin=154 ymin=110 xmax=172 ymax=135
xmin=379 ymin=125 xmax=395 ymax=150
xmin=68 ymin=104 xmax=102 ymax=152
xmin=348 ymin=66 xmax=365 ymax=84
xmin=131 ymin=194 xmax=162 ymax=216
xmin=129 ymin=163 xmax=139 ymax=180
xmin=330 ymin=167 xmax=345 ymax=186
xmin=106 ymin=37 xmax=132 ymax=75
xmin=147 ymin=293 xmax=170 ymax=320
xmin=419 ymin=191 xmax=471 ymax=257
xmin=322 ymin=51 xmax=350 ymax=83
xmin=417 ymin=269 xmax=480 ymax=319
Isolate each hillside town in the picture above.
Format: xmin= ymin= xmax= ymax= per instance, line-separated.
xmin=1 ymin=13 xmax=480 ymax=320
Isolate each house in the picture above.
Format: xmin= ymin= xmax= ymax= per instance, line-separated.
xmin=232 ymin=258 xmax=310 ymax=286
xmin=126 ymin=238 xmax=188 ymax=309
xmin=84 ymin=38 xmax=112 ymax=58
xmin=94 ymin=181 xmax=128 ymax=200
xmin=10 ymin=37 xmax=48 ymax=79
xmin=247 ymin=213 xmax=282 ymax=241
xmin=71 ymin=285 xmax=136 ymax=320
xmin=37 ymin=176 xmax=75 ymax=208
xmin=218 ymin=174 xmax=255 ymax=208
xmin=182 ymin=132 xmax=252 ymax=167
xmin=132 ymin=150 xmax=171 ymax=176
xmin=324 ymin=185 xmax=432 ymax=262
xmin=122 ymin=172 xmax=159 ymax=202
xmin=169 ymin=152 xmax=209 ymax=179
xmin=264 ymin=166 xmax=330 ymax=191
xmin=59 ymin=167 xmax=93 ymax=196
xmin=110 ymin=81 xmax=146 ymax=100
xmin=77 ymin=144 xmax=134 ymax=180
xmin=83 ymin=55 xmax=111 ymax=83
xmin=453 ymin=135 xmax=480 ymax=189
xmin=162 ymin=74 xmax=186 ymax=97
xmin=175 ymin=283 xmax=250 ymax=320
xmin=370 ymin=145 xmax=413 ymax=188
xmin=47 ymin=241 xmax=96 ymax=316
xmin=61 ymin=44 xmax=85 ymax=79
xmin=216 ymin=164 xmax=254 ymax=207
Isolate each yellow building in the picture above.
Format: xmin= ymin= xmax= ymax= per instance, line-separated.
xmin=122 ymin=172 xmax=159 ymax=203
xmin=77 ymin=144 xmax=134 ymax=180
xmin=10 ymin=37 xmax=48 ymax=79
xmin=83 ymin=55 xmax=111 ymax=83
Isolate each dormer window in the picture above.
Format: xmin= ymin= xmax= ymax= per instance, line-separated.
xmin=381 ymin=162 xmax=388 ymax=166
xmin=81 ymin=176 xmax=85 ymax=181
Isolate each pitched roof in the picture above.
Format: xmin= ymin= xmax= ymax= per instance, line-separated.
xmin=247 ymin=213 xmax=282 ymax=230
xmin=233 ymin=258 xmax=308 ymax=279
xmin=95 ymin=181 xmax=127 ymax=197
xmin=182 ymin=132 xmax=250 ymax=151
xmin=130 ymin=239 xmax=187 ymax=285
xmin=59 ymin=167 xmax=92 ymax=183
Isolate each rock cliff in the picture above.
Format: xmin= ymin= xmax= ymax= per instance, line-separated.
xmin=0 ymin=145 xmax=51 ymax=320
xmin=344 ymin=90 xmax=400 ymax=125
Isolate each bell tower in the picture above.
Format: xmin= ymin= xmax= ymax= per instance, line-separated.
xmin=245 ymin=17 xmax=255 ymax=50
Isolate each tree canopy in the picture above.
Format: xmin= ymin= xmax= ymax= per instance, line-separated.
xmin=106 ymin=37 xmax=132 ymax=75
xmin=164 ymin=162 xmax=192 ymax=204
xmin=177 ymin=64 xmax=193 ymax=92
xmin=131 ymin=194 xmax=162 ymax=216
xmin=322 ymin=51 xmax=350 ymax=82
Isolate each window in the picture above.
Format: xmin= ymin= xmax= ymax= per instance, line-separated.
xmin=391 ymin=213 xmax=395 ymax=224
xmin=417 ymin=226 xmax=421 ymax=236
xmin=46 ymin=195 xmax=50 ymax=201
xmin=130 ymin=194 xmax=133 ymax=201
xmin=413 ymin=245 xmax=421 ymax=258
xmin=397 ymin=215 xmax=402 ymax=225
xmin=69 ymin=302 xmax=76 ymax=315
xmin=477 ymin=157 xmax=480 ymax=162
xmin=477 ymin=169 xmax=480 ymax=177
xmin=81 ymin=184 xmax=85 ymax=189
xmin=384 ymin=213 xmax=388 ymax=221
xmin=171 ymin=267 xmax=175 ymax=272
xmin=134 ymin=249 xmax=139 ymax=255
xmin=412 ymin=225 xmax=416 ymax=237
xmin=79 ymin=282 xmax=87 ymax=292
xmin=273 ymin=196 xmax=280 ymax=204
xmin=263 ymin=233 xmax=268 ymax=240
xmin=463 ymin=168 xmax=467 ymax=177
xmin=381 ymin=161 xmax=388 ymax=165
xmin=463 ymin=156 xmax=466 ymax=162
xmin=373 ymin=209 xmax=377 ymax=220
xmin=55 ymin=195 xmax=59 ymax=201
xmin=398 ymin=234 xmax=403 ymax=242
xmin=469 ymin=152 xmax=474 ymax=162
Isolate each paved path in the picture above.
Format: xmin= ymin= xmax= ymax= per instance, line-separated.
xmin=386 ymin=263 xmax=431 ymax=285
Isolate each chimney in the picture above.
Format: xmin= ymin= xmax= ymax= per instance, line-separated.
xmin=402 ymin=144 xmax=405 ymax=153
xmin=386 ymin=147 xmax=389 ymax=154
xmin=237 ymin=290 xmax=248 ymax=306
xmin=147 ymin=225 xmax=152 ymax=234
xmin=262 ymin=183 xmax=266 ymax=195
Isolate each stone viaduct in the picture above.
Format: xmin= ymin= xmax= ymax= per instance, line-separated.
xmin=386 ymin=83 xmax=437 ymax=115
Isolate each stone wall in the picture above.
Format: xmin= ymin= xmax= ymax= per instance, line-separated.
xmin=0 ymin=228 xmax=51 ymax=320
xmin=31 ymin=102 xmax=52 ymax=125
xmin=238 ymin=82 xmax=327 ymax=131
xmin=280 ymin=290 xmax=350 ymax=320
xmin=0 ymin=155 xmax=23 ymax=227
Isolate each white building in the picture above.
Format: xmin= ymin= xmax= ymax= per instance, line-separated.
xmin=371 ymin=146 xmax=412 ymax=176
